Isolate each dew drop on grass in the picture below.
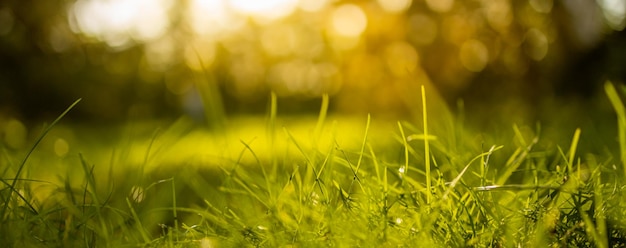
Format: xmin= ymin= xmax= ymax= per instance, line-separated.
xmin=130 ymin=186 xmax=145 ymax=203
xmin=398 ymin=166 xmax=406 ymax=179
xmin=395 ymin=217 xmax=403 ymax=224
xmin=310 ymin=191 xmax=320 ymax=206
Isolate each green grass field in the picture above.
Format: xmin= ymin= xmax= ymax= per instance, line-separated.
xmin=2 ymin=84 xmax=626 ymax=247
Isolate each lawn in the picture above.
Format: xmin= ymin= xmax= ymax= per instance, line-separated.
xmin=2 ymin=84 xmax=626 ymax=247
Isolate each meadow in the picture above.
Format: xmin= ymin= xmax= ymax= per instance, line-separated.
xmin=2 ymin=84 xmax=626 ymax=247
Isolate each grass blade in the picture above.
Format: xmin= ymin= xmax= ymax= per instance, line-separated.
xmin=126 ymin=197 xmax=151 ymax=244
xmin=422 ymin=85 xmax=432 ymax=204
xmin=443 ymin=145 xmax=502 ymax=199
xmin=605 ymin=81 xmax=626 ymax=178
xmin=314 ymin=94 xmax=329 ymax=140
xmin=355 ymin=114 xmax=370 ymax=179
xmin=567 ymin=128 xmax=581 ymax=171
xmin=2 ymin=98 xmax=81 ymax=219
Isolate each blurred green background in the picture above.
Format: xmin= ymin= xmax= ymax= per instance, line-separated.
xmin=0 ymin=0 xmax=625 ymax=125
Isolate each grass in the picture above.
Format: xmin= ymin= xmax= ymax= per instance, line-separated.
xmin=2 ymin=83 xmax=626 ymax=247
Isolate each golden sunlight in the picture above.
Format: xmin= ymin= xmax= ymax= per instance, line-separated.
xmin=298 ymin=0 xmax=329 ymax=12
xmin=60 ymin=0 xmax=623 ymax=108
xmin=598 ymin=0 xmax=626 ymax=31
xmin=188 ymin=0 xmax=243 ymax=37
xmin=70 ymin=0 xmax=172 ymax=47
xmin=459 ymin=39 xmax=488 ymax=72
xmin=229 ymin=0 xmax=298 ymax=23
xmin=377 ymin=0 xmax=412 ymax=14
xmin=330 ymin=4 xmax=368 ymax=37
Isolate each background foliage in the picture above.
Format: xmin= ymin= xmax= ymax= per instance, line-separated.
xmin=0 ymin=0 xmax=625 ymax=124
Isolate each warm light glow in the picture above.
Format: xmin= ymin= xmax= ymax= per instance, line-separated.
xmin=523 ymin=28 xmax=548 ymax=61
xmin=60 ymin=0 xmax=601 ymax=104
xmin=268 ymin=60 xmax=339 ymax=96
xmin=377 ymin=0 xmax=412 ymax=14
xmin=426 ymin=0 xmax=454 ymax=13
xmin=442 ymin=15 xmax=474 ymax=45
xmin=189 ymin=0 xmax=300 ymax=34
xmin=328 ymin=35 xmax=362 ymax=51
xmin=229 ymin=0 xmax=298 ymax=22
xmin=184 ymin=39 xmax=217 ymax=71
xmin=529 ymin=0 xmax=553 ymax=13
xmin=188 ymin=0 xmax=242 ymax=37
xmin=70 ymin=0 xmax=172 ymax=47
xmin=408 ymin=14 xmax=437 ymax=45
xmin=261 ymin=24 xmax=298 ymax=57
xmin=599 ymin=0 xmax=626 ymax=31
xmin=459 ymin=39 xmax=488 ymax=72
xmin=229 ymin=51 xmax=266 ymax=98
xmin=298 ymin=0 xmax=328 ymax=12
xmin=330 ymin=4 xmax=368 ymax=37
xmin=485 ymin=0 xmax=513 ymax=32
xmin=144 ymin=36 xmax=176 ymax=71
xmin=385 ymin=41 xmax=419 ymax=77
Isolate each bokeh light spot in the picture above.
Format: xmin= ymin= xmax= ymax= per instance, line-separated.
xmin=184 ymin=39 xmax=217 ymax=71
xmin=459 ymin=39 xmax=488 ymax=72
xmin=188 ymin=0 xmax=242 ymax=37
xmin=3 ymin=119 xmax=27 ymax=149
xmin=408 ymin=14 xmax=438 ymax=45
xmin=377 ymin=0 xmax=412 ymax=14
xmin=229 ymin=0 xmax=298 ymax=22
xmin=144 ymin=36 xmax=176 ymax=72
xmin=298 ymin=0 xmax=329 ymax=12
xmin=268 ymin=60 xmax=339 ymax=96
xmin=523 ymin=28 xmax=548 ymax=61
xmin=599 ymin=0 xmax=626 ymax=31
xmin=261 ymin=24 xmax=298 ymax=57
xmin=54 ymin=138 xmax=69 ymax=157
xmin=0 ymin=8 xmax=15 ymax=36
xmin=529 ymin=0 xmax=553 ymax=13
xmin=502 ymin=47 xmax=529 ymax=76
xmin=330 ymin=4 xmax=368 ymax=37
xmin=442 ymin=14 xmax=474 ymax=44
xmin=71 ymin=0 xmax=172 ymax=47
xmin=385 ymin=41 xmax=419 ymax=77
xmin=426 ymin=0 xmax=454 ymax=13
xmin=485 ymin=0 xmax=513 ymax=32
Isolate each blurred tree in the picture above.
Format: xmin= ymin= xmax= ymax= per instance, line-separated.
xmin=0 ymin=0 xmax=624 ymax=125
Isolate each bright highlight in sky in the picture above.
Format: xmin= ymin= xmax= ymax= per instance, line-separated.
xmin=69 ymin=0 xmax=376 ymax=48
xmin=70 ymin=0 xmax=304 ymax=47
xmin=229 ymin=0 xmax=298 ymax=22
xmin=70 ymin=0 xmax=172 ymax=47
xmin=330 ymin=4 xmax=368 ymax=37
